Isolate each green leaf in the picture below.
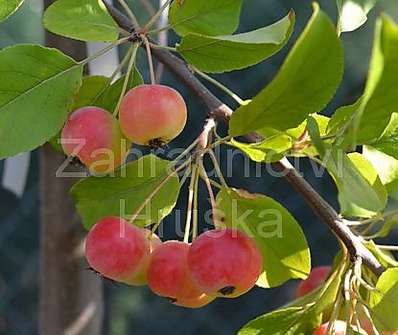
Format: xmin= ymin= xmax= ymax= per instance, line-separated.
xmin=228 ymin=135 xmax=292 ymax=163
xmin=0 ymin=0 xmax=23 ymax=21
xmin=71 ymin=69 xmax=143 ymax=111
xmin=370 ymin=268 xmax=398 ymax=332
xmin=215 ymin=188 xmax=311 ymax=288
xmin=169 ymin=0 xmax=243 ymax=36
xmin=337 ymin=0 xmax=377 ymax=33
xmin=287 ymin=114 xmax=330 ymax=157
xmin=72 ymin=75 xmax=109 ymax=109
xmin=0 ymin=44 xmax=83 ymax=158
xmin=70 ymin=155 xmax=180 ymax=230
xmin=326 ymin=99 xmax=362 ymax=149
xmin=229 ymin=4 xmax=343 ymax=137
xmin=366 ymin=241 xmax=398 ymax=267
xmin=306 ymin=116 xmax=326 ymax=157
xmin=363 ymin=145 xmax=398 ymax=194
xmin=324 ymin=151 xmax=387 ymax=218
xmin=177 ymin=11 xmax=294 ymax=73
xmin=43 ymin=0 xmax=119 ymax=42
xmin=286 ymin=114 xmax=330 ymax=141
xmin=329 ymin=15 xmax=398 ymax=146
xmin=239 ymin=267 xmax=344 ymax=334
xmin=97 ymin=69 xmax=143 ymax=111
xmin=238 ymin=307 xmax=305 ymax=335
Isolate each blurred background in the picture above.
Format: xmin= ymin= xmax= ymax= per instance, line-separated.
xmin=0 ymin=0 xmax=398 ymax=334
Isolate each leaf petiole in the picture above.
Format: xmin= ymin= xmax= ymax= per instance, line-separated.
xmin=129 ymin=158 xmax=190 ymax=227
xmin=113 ymin=42 xmax=141 ymax=117
xmin=78 ymin=36 xmax=131 ymax=66
xmin=191 ymin=66 xmax=247 ymax=106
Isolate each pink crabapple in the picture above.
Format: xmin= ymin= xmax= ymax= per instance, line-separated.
xmin=313 ymin=321 xmax=367 ymax=335
xmin=119 ymin=84 xmax=187 ymax=146
xmin=172 ymin=293 xmax=215 ymax=309
xmin=61 ymin=106 xmax=129 ymax=174
xmin=85 ymin=217 xmax=157 ymax=285
xmin=296 ymin=265 xmax=331 ymax=298
xmin=187 ymin=228 xmax=263 ymax=298
xmin=147 ymin=241 xmax=214 ymax=308
xmin=127 ymin=229 xmax=162 ymax=286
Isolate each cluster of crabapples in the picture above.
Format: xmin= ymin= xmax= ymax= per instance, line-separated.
xmin=85 ymin=216 xmax=263 ymax=308
xmin=61 ymin=84 xmax=187 ymax=174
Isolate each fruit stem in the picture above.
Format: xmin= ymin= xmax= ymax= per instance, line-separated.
xmin=113 ymin=42 xmax=141 ymax=117
xmin=169 ymin=137 xmax=200 ymax=169
xmin=117 ymin=0 xmax=140 ymax=29
xmin=207 ymin=149 xmax=228 ymax=189
xmin=91 ymin=46 xmax=134 ymax=105
xmin=78 ymin=37 xmax=130 ymax=65
xmin=143 ymin=0 xmax=172 ymax=31
xmin=206 ymin=178 xmax=222 ymax=190
xmin=143 ymin=36 xmax=156 ymax=84
xmin=179 ymin=163 xmax=192 ymax=187
xmin=326 ymin=287 xmax=344 ymax=335
xmin=191 ymin=66 xmax=246 ymax=106
xmin=129 ymin=158 xmax=190 ymax=226
xmin=111 ymin=46 xmax=135 ymax=81
xmin=184 ymin=164 xmax=198 ymax=244
xmin=198 ymin=160 xmax=217 ymax=215
xmin=192 ymin=164 xmax=200 ymax=240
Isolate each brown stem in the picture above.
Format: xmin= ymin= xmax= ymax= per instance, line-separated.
xmin=103 ymin=2 xmax=384 ymax=276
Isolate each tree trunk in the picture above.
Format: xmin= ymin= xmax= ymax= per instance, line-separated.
xmin=39 ymin=1 xmax=104 ymax=334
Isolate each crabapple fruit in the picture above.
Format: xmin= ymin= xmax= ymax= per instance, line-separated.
xmin=313 ymin=321 xmax=367 ymax=335
xmin=296 ymin=265 xmax=331 ymax=298
xmin=119 ymin=84 xmax=187 ymax=146
xmin=172 ymin=293 xmax=214 ymax=309
xmin=147 ymin=241 xmax=212 ymax=307
xmin=127 ymin=230 xmax=162 ymax=286
xmin=85 ymin=217 xmax=152 ymax=284
xmin=61 ymin=106 xmax=129 ymax=174
xmin=187 ymin=229 xmax=262 ymax=298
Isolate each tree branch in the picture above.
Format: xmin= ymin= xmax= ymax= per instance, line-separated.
xmin=102 ymin=2 xmax=384 ymax=276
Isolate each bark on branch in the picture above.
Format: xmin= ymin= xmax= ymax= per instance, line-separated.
xmin=102 ymin=2 xmax=384 ymax=276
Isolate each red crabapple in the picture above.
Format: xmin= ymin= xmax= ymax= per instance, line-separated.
xmin=119 ymin=84 xmax=187 ymax=146
xmin=147 ymin=241 xmax=212 ymax=307
xmin=187 ymin=229 xmax=263 ymax=298
xmin=85 ymin=217 xmax=151 ymax=284
xmin=61 ymin=106 xmax=129 ymax=174
xmin=127 ymin=230 xmax=162 ymax=286
xmin=313 ymin=321 xmax=367 ymax=335
xmin=296 ymin=266 xmax=331 ymax=298
xmin=172 ymin=293 xmax=214 ymax=309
